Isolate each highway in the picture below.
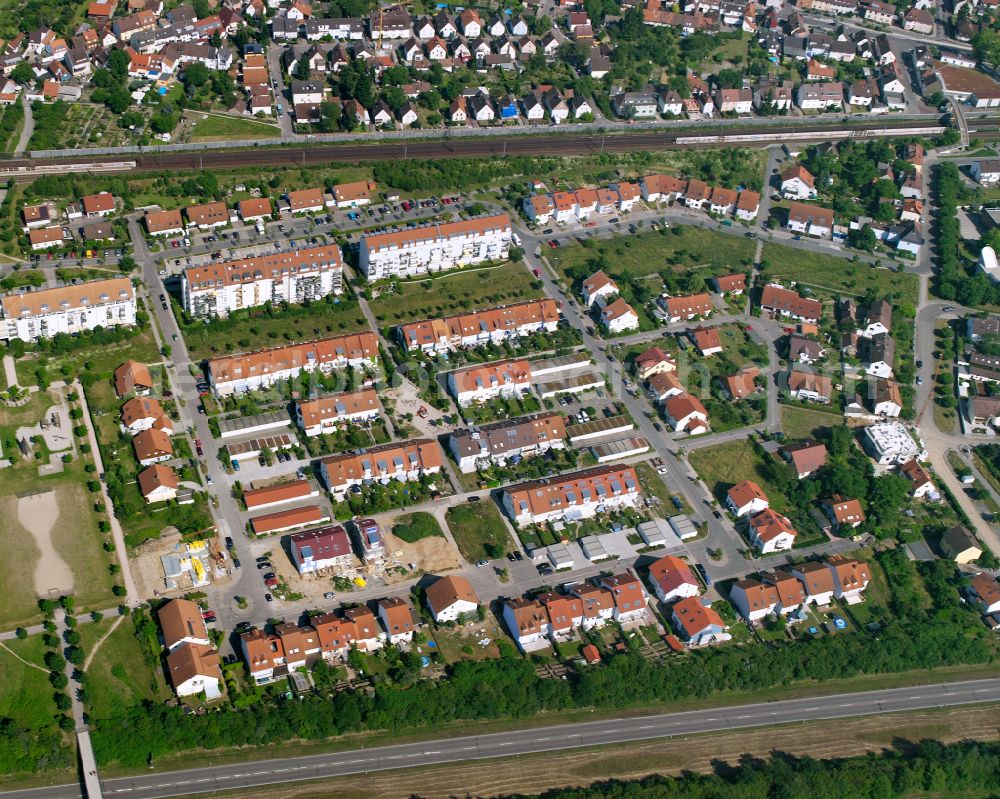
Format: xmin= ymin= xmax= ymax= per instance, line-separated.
xmin=3 ymin=679 xmax=997 ymax=799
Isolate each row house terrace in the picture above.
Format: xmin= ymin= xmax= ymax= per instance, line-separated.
xmin=448 ymin=412 xmax=566 ymax=473
xmin=503 ymin=573 xmax=647 ymax=651
xmin=523 ymin=182 xmax=640 ymax=225
xmin=206 ymin=332 xmax=379 ymax=396
xmin=295 ymin=388 xmax=381 ymax=437
xmin=397 ymin=298 xmax=560 ymax=354
xmin=319 ymin=439 xmax=444 ymax=498
xmin=447 ymin=358 xmax=532 ymax=406
xmin=500 ymin=464 xmax=640 ymax=525
xmin=242 ymin=600 xmax=415 ymax=683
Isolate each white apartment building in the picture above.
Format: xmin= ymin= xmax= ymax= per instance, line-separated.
xmin=181 ymin=245 xmax=343 ymax=317
xmin=207 ymin=332 xmax=380 ymax=396
xmin=1 ymin=278 xmax=136 ymax=342
xmin=358 ymin=213 xmax=511 ymax=281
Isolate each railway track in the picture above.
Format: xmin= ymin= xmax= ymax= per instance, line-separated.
xmin=0 ymin=117 xmax=981 ymax=178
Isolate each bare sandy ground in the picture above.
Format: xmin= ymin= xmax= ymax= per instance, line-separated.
xmin=18 ymin=491 xmax=74 ymax=597
xmin=383 ymin=530 xmax=462 ymax=577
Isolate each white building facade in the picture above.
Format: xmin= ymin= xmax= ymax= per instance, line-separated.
xmin=358 ymin=214 xmax=511 ymax=281
xmin=1 ymin=278 xmax=136 ymax=342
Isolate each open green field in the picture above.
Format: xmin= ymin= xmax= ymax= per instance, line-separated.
xmin=780 ymin=405 xmax=842 ymax=441
xmin=84 ymin=618 xmax=171 ymax=721
xmin=14 ymin=322 xmax=160 ymax=389
xmin=547 ymin=227 xmax=756 ymax=284
xmin=180 ymin=296 xmax=369 ymax=360
xmin=0 ymin=465 xmax=119 ymax=629
xmin=391 ymin=512 xmax=444 ymax=544
xmin=760 ymin=244 xmax=919 ymax=306
xmin=0 ymin=635 xmax=60 ymax=730
xmin=689 ymin=438 xmax=792 ymax=514
xmin=445 ymin=502 xmax=511 ymax=561
xmin=189 ymin=114 xmax=280 ymax=141
xmin=368 ymin=264 xmax=542 ymax=326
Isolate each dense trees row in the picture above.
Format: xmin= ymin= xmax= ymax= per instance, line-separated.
xmin=373 ymin=156 xmax=564 ymax=193
xmin=933 ymin=162 xmax=1000 ymax=308
xmin=502 ymin=740 xmax=1000 ymax=799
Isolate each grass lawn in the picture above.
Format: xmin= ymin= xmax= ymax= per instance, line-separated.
xmin=179 ymin=296 xmax=369 ymax=360
xmin=15 ymin=321 xmax=160 ymax=389
xmin=760 ymin=243 xmax=919 ymax=306
xmin=429 ymin=620 xmax=503 ymax=663
xmin=445 ymin=502 xmax=512 ymax=561
xmin=0 ymin=456 xmax=120 ymax=629
xmin=392 ymin=511 xmax=444 ymax=543
xmin=189 ymin=114 xmax=280 ymax=141
xmin=781 ymin=405 xmax=842 ymax=441
xmin=547 ymin=227 xmax=756 ymax=284
xmin=689 ymin=439 xmax=792 ymax=513
xmin=368 ymin=264 xmax=542 ymax=326
xmin=634 ymin=461 xmax=692 ymax=517
xmin=0 ymin=635 xmax=60 ymax=730
xmin=84 ymin=618 xmax=171 ymax=721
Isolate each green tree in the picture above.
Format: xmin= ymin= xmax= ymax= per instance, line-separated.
xmin=182 ymin=62 xmax=211 ymax=90
xmin=107 ymin=49 xmax=131 ymax=83
xmin=10 ymin=62 xmax=33 ymax=85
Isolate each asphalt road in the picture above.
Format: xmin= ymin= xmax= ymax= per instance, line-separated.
xmin=5 ymin=679 xmax=998 ymax=799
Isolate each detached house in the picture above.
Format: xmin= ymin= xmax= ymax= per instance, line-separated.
xmin=787 ymin=202 xmax=834 ymax=238
xmin=601 ymin=298 xmax=640 ymax=333
xmin=780 ymin=165 xmax=817 ymax=199
xmin=647 ymin=555 xmax=700 ymax=603
xmin=824 ymin=495 xmax=866 ymax=530
xmin=671 ymin=597 xmax=730 ymax=646
xmin=748 ymin=508 xmax=797 ymax=553
xmin=726 ymin=479 xmax=769 ymax=517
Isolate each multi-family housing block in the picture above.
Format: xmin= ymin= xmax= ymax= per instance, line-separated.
xmin=358 ymin=213 xmax=511 ymax=281
xmin=1 ymin=278 xmax=136 ymax=342
xmin=181 ymin=245 xmax=343 ymax=317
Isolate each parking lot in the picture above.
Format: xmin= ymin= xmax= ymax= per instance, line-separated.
xmin=153 ymin=194 xmax=472 ymax=278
